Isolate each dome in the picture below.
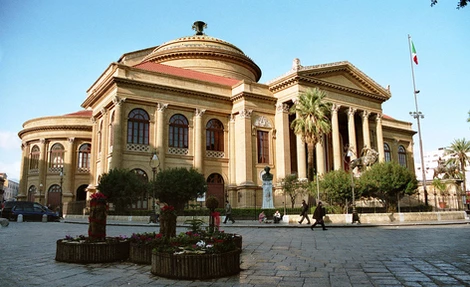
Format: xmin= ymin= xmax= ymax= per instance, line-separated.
xmin=142 ymin=21 xmax=261 ymax=82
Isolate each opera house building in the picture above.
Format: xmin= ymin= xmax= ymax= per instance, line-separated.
xmin=17 ymin=22 xmax=415 ymax=213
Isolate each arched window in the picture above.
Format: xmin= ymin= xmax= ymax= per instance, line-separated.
xmin=257 ymin=130 xmax=269 ymax=164
xmin=206 ymin=119 xmax=224 ymax=151
xmin=49 ymin=143 xmax=64 ymax=171
xmin=30 ymin=145 xmax=40 ymax=170
xmin=398 ymin=145 xmax=407 ymax=167
xmin=130 ymin=168 xmax=149 ymax=210
xmin=127 ymin=109 xmax=150 ymax=145
xmin=384 ymin=143 xmax=391 ymax=162
xmin=169 ymin=114 xmax=188 ymax=148
xmin=78 ymin=143 xmax=91 ymax=171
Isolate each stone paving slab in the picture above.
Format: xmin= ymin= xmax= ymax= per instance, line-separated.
xmin=1 ymin=221 xmax=470 ymax=286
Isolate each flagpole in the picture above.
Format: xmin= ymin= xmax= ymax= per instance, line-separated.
xmin=408 ymin=34 xmax=428 ymax=206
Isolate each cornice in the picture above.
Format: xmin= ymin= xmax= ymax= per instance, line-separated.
xmin=230 ymin=91 xmax=277 ymax=104
xmin=268 ymin=74 xmax=388 ymax=101
xmin=18 ymin=125 xmax=92 ymax=138
xmin=114 ymin=77 xmax=233 ymax=104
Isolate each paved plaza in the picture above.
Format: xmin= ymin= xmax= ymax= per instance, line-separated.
xmin=1 ymin=220 xmax=470 ymax=287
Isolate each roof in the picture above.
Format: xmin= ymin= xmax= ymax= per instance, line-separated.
xmin=134 ymin=62 xmax=240 ymax=87
xmin=63 ymin=110 xmax=93 ymax=117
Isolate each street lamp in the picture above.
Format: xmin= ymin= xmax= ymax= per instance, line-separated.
xmin=149 ymin=151 xmax=160 ymax=210
xmin=410 ymin=107 xmax=428 ymax=206
xmin=39 ymin=183 xmax=43 ymax=204
xmin=59 ymin=167 xmax=64 ymax=218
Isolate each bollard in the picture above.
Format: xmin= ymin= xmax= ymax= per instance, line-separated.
xmin=42 ymin=214 xmax=48 ymax=223
xmin=17 ymin=214 xmax=23 ymax=222
xmin=0 ymin=218 xmax=9 ymax=227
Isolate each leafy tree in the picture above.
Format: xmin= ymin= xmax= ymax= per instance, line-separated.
xmin=319 ymin=170 xmax=357 ymax=211
xmin=290 ymin=88 xmax=332 ymax=181
xmin=445 ymin=138 xmax=470 ymax=193
xmin=97 ymin=168 xmax=149 ymax=213
xmin=357 ymin=162 xmax=418 ymax=212
xmin=431 ymin=0 xmax=468 ymax=9
xmin=279 ymin=174 xmax=309 ymax=208
xmin=154 ymin=167 xmax=207 ymax=213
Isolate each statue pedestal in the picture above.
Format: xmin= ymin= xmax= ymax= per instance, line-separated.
xmin=262 ymin=180 xmax=274 ymax=209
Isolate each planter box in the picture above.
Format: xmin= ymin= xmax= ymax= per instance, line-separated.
xmin=129 ymin=243 xmax=153 ymax=264
xmin=151 ymin=249 xmax=241 ymax=279
xmin=55 ymin=239 xmax=129 ymax=263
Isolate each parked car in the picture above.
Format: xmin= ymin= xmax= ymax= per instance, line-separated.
xmin=1 ymin=201 xmax=60 ymax=222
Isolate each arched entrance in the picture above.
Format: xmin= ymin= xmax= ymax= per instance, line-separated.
xmin=47 ymin=184 xmax=61 ymax=210
xmin=27 ymin=185 xmax=37 ymax=202
xmin=207 ymin=173 xmax=224 ymax=208
xmin=76 ymin=184 xmax=88 ymax=201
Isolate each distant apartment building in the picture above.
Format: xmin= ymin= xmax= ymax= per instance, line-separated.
xmin=0 ymin=173 xmax=20 ymax=201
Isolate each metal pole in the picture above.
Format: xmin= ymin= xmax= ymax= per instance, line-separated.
xmin=59 ymin=167 xmax=63 ymax=218
xmin=408 ymin=34 xmax=428 ymax=206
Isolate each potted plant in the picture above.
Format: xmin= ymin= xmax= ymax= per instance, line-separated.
xmin=151 ymin=229 xmax=241 ymax=279
xmin=432 ymin=178 xmax=449 ymax=209
xmin=55 ymin=192 xmax=130 ymax=263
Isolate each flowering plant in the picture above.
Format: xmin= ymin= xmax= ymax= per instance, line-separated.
xmin=160 ymin=205 xmax=177 ymax=216
xmin=91 ymin=192 xmax=107 ymax=200
xmin=61 ymin=234 xmax=127 ymax=243
xmin=129 ymin=232 xmax=164 ymax=246
xmin=154 ymin=230 xmax=238 ymax=254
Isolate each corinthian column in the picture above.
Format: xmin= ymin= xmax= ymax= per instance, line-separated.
xmin=331 ymin=104 xmax=341 ymax=170
xmin=362 ymin=111 xmax=371 ymax=149
xmin=194 ymin=108 xmax=206 ymax=172
xmin=235 ymin=109 xmax=254 ymax=185
xmin=376 ymin=113 xmax=385 ymax=162
xmin=347 ymin=107 xmax=357 ymax=160
xmin=156 ymin=103 xmax=168 ymax=170
xmin=229 ymin=115 xmax=236 ymax=184
xmin=275 ymin=103 xmax=291 ymax=179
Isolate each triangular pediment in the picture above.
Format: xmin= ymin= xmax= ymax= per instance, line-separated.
xmin=267 ymin=61 xmax=391 ymax=102
xmin=298 ymin=61 xmax=390 ymax=100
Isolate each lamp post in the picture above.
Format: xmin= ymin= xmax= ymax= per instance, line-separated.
xmin=59 ymin=167 xmax=64 ymax=218
xmin=149 ymin=151 xmax=160 ymax=210
xmin=39 ymin=183 xmax=43 ymax=204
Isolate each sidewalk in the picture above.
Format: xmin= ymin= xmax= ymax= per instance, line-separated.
xmin=63 ymin=217 xmax=470 ymax=228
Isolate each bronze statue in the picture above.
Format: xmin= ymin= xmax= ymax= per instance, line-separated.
xmin=433 ymin=157 xmax=460 ymax=179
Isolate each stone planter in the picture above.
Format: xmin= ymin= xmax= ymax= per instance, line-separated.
xmin=151 ymin=249 xmax=241 ymax=279
xmin=55 ymin=239 xmax=129 ymax=263
xmin=129 ymin=243 xmax=153 ymax=264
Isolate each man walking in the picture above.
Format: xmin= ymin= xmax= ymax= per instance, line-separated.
xmin=298 ymin=199 xmax=311 ymax=224
xmin=310 ymin=201 xmax=327 ymax=230
xmin=223 ymin=200 xmax=235 ymax=224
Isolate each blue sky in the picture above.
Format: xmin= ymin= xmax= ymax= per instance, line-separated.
xmin=0 ymin=1 xmax=468 ymax=181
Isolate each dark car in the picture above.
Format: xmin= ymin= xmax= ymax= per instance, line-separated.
xmin=1 ymin=201 xmax=60 ymax=222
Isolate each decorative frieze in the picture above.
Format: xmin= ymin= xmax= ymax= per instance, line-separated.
xmin=206 ymin=150 xmax=225 ymax=158
xmin=168 ymin=147 xmax=189 ymax=155
xmin=126 ymin=144 xmax=150 ymax=152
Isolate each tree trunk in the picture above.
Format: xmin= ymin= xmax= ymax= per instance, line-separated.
xmin=88 ymin=199 xmax=107 ymax=240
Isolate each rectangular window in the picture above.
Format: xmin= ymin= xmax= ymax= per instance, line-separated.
xmin=257 ymin=130 xmax=269 ymax=164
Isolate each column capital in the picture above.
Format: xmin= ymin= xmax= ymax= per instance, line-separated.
xmin=195 ymin=108 xmax=206 ymax=117
xmin=157 ymin=103 xmax=168 ymax=112
xmin=112 ymin=96 xmax=126 ymax=105
xmin=332 ymin=103 xmax=341 ymax=113
xmin=238 ymin=109 xmax=253 ymax=119
xmin=276 ymin=103 xmax=290 ymax=114
xmin=375 ymin=113 xmax=383 ymax=122
xmin=67 ymin=137 xmax=75 ymax=144
xmin=361 ymin=110 xmax=370 ymax=119
xmin=348 ymin=107 xmax=357 ymax=116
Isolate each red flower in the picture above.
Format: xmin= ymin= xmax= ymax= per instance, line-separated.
xmin=91 ymin=192 xmax=107 ymax=200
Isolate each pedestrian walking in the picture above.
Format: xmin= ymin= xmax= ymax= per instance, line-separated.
xmin=223 ymin=200 xmax=235 ymax=224
xmin=298 ymin=199 xmax=311 ymax=224
xmin=310 ymin=201 xmax=327 ymax=230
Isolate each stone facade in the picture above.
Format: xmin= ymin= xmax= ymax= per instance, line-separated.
xmin=17 ymin=22 xmax=416 ymax=211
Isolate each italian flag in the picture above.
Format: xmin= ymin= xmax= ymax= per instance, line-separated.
xmin=411 ymin=41 xmax=418 ymax=65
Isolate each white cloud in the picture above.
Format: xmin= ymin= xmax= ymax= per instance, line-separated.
xmin=0 ymin=160 xmax=21 ymax=181
xmin=0 ymin=131 xmax=21 ymax=149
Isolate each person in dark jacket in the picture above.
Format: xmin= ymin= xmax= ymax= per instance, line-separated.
xmin=310 ymin=201 xmax=327 ymax=231
xmin=298 ymin=200 xmax=311 ymax=224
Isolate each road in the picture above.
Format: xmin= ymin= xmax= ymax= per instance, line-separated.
xmin=0 ymin=221 xmax=469 ymax=286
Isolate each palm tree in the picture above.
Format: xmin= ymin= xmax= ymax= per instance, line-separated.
xmin=445 ymin=138 xmax=470 ymax=193
xmin=290 ymin=88 xmax=332 ymax=182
